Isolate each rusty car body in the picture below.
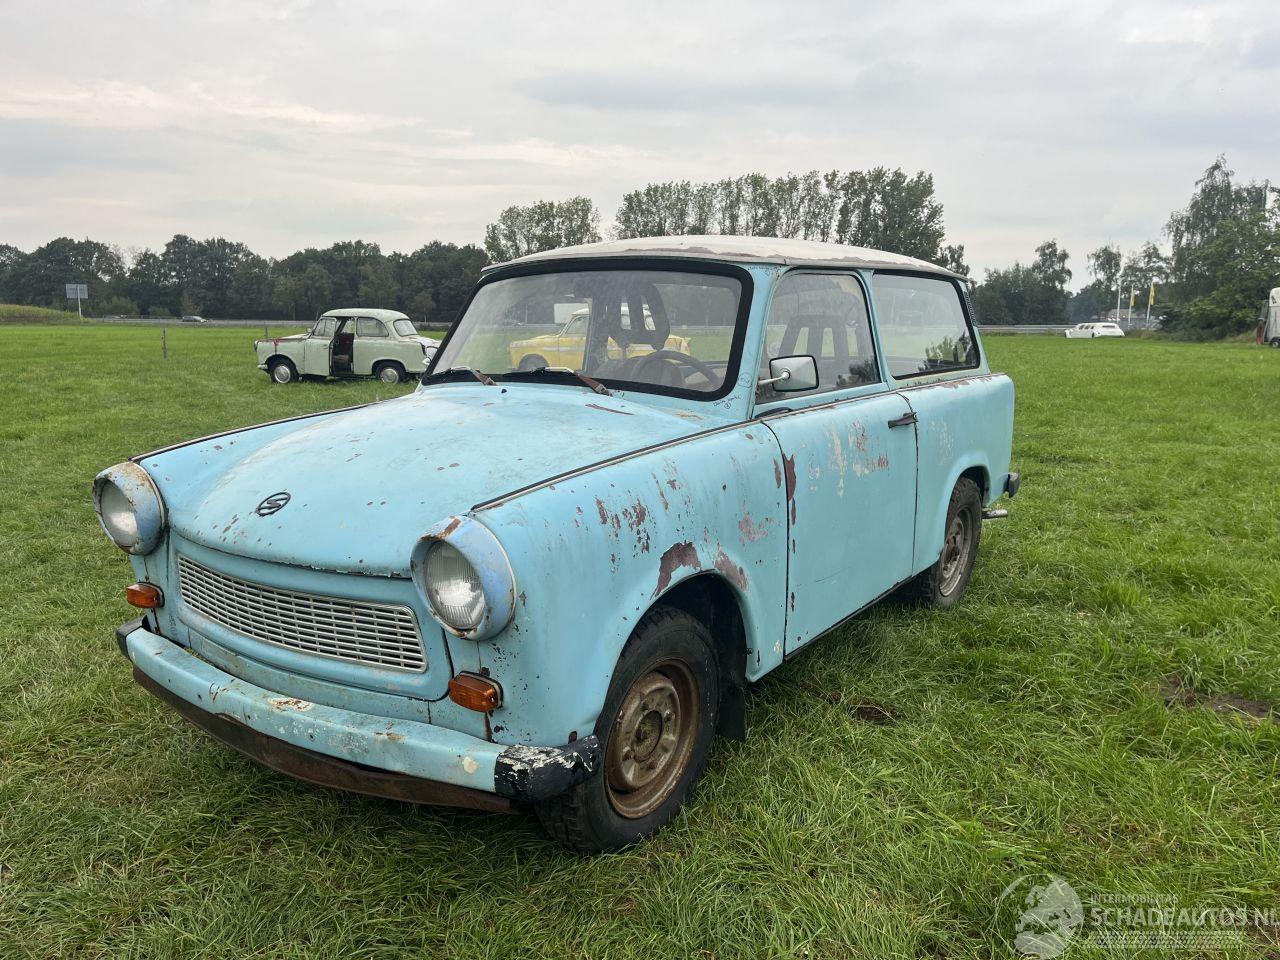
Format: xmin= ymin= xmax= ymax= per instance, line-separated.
xmin=255 ymin=308 xmax=439 ymax=384
xmin=97 ymin=236 xmax=1017 ymax=851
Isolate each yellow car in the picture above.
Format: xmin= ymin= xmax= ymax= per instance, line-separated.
xmin=508 ymin=308 xmax=690 ymax=370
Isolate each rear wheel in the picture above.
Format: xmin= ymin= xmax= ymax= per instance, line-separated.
xmin=375 ymin=361 xmax=405 ymax=384
xmin=269 ymin=359 xmax=297 ymax=384
xmin=899 ymin=477 xmax=982 ymax=608
xmin=534 ymin=607 xmax=718 ymax=853
xmin=517 ymin=353 xmax=549 ymax=371
xmin=1270 ymin=338 xmax=1280 ymax=349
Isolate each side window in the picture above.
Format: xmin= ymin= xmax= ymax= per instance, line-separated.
xmin=311 ymin=317 xmax=336 ymax=338
xmin=873 ymin=273 xmax=977 ymax=379
xmin=758 ymin=272 xmax=878 ymax=400
xmin=356 ymin=317 xmax=388 ymax=338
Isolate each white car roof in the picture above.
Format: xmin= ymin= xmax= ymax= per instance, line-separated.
xmin=320 ymin=308 xmax=411 ymax=321
xmin=489 ymin=235 xmax=963 ymax=279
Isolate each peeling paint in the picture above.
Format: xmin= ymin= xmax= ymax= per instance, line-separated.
xmin=654 ymin=541 xmax=700 ymax=596
xmin=713 ymin=547 xmax=749 ymax=591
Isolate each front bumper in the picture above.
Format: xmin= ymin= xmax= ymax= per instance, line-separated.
xmin=117 ymin=619 xmax=599 ymax=810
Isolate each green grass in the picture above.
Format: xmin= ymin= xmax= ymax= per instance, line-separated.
xmin=0 ymin=303 xmax=83 ymax=323
xmin=1 ymin=326 xmax=1278 ymax=958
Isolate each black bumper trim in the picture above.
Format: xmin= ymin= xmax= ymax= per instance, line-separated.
xmin=494 ymin=737 xmax=602 ymax=803
xmin=1005 ymin=471 xmax=1021 ymax=498
xmin=116 ymin=615 xmax=148 ymax=658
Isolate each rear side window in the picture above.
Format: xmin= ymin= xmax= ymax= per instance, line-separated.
xmin=758 ymin=272 xmax=879 ymax=401
xmin=873 ymin=274 xmax=977 ymax=379
xmin=356 ymin=317 xmax=389 ymax=338
xmin=392 ymin=319 xmax=416 ymax=336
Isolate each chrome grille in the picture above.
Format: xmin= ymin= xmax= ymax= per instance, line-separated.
xmin=177 ymin=555 xmax=426 ymax=672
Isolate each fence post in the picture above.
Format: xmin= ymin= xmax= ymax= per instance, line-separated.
xmin=162 ymin=326 xmax=168 ymax=360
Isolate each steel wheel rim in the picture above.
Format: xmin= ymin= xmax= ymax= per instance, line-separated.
xmin=605 ymin=659 xmax=699 ymax=819
xmin=379 ymin=366 xmax=398 ymax=383
xmin=938 ymin=509 xmax=973 ymax=596
xmin=272 ymin=365 xmax=291 ymax=383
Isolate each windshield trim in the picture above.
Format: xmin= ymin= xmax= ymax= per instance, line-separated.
xmin=423 ymin=256 xmax=755 ymax=403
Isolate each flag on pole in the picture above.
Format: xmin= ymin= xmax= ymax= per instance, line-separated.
xmin=1148 ymin=282 xmax=1155 ymax=306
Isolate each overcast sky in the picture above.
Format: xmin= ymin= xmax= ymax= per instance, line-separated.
xmin=2 ymin=0 xmax=1277 ymax=285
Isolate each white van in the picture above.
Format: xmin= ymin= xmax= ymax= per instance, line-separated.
xmin=1066 ymin=322 xmax=1125 ymax=339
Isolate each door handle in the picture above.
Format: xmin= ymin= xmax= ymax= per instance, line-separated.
xmin=887 ymin=411 xmax=917 ymax=428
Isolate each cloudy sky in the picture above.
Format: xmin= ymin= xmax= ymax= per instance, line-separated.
xmin=2 ymin=0 xmax=1277 ymax=284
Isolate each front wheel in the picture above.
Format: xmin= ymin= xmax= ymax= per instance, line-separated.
xmin=1270 ymin=338 xmax=1280 ymax=349
xmin=534 ymin=607 xmax=719 ymax=853
xmin=375 ymin=362 xmax=405 ymax=384
xmin=269 ymin=359 xmax=297 ymax=384
xmin=517 ymin=353 xmax=549 ymax=372
xmin=898 ymin=477 xmax=982 ymax=608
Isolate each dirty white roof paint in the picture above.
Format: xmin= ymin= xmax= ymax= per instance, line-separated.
xmin=494 ymin=235 xmax=960 ymax=277
xmin=320 ymin=308 xmax=411 ymax=320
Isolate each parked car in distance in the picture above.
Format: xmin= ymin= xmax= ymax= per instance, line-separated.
xmin=1065 ymin=322 xmax=1125 ymax=338
xmin=255 ymin=308 xmax=440 ymax=384
xmin=181 ymin=315 xmax=208 ymax=324
xmin=97 ymin=236 xmax=1017 ymax=852
xmin=508 ymin=306 xmax=691 ymax=371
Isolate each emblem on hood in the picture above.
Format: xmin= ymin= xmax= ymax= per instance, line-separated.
xmin=255 ymin=491 xmax=292 ymax=516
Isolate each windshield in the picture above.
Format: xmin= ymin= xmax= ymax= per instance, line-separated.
xmin=432 ymin=268 xmax=745 ymax=397
xmin=393 ymin=319 xmax=416 ymax=336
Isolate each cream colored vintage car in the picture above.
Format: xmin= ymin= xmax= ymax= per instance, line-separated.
xmin=508 ymin=307 xmax=690 ymax=371
xmin=256 ymin=309 xmax=440 ymax=384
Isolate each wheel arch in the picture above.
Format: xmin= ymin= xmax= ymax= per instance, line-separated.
xmin=650 ymin=571 xmax=749 ymax=741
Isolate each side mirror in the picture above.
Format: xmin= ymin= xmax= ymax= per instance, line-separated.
xmin=760 ymin=355 xmax=818 ymax=392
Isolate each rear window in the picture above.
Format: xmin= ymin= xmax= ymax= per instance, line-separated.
xmin=393 ymin=319 xmax=416 ymax=336
xmin=872 ymin=274 xmax=977 ymax=379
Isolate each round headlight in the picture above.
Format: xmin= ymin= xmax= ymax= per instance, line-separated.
xmin=93 ymin=462 xmax=166 ymax=555
xmin=423 ymin=540 xmax=486 ymax=631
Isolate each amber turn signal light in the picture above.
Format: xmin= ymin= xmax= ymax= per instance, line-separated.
xmin=448 ymin=672 xmax=502 ymax=712
xmin=125 ymin=582 xmax=163 ymax=609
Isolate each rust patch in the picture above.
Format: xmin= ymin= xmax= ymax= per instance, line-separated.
xmin=375 ymin=730 xmax=406 ymax=743
xmin=789 ymin=591 xmax=795 ymax=611
xmin=654 ymin=541 xmax=700 ymax=596
xmin=783 ymin=453 xmax=797 ymax=516
xmin=713 ymin=547 xmax=748 ymax=591
xmin=585 ymin=402 xmax=633 ymax=416
xmin=773 ymin=460 xmax=783 ymax=488
xmin=738 ymin=514 xmax=768 ymax=543
xmin=595 ymin=497 xmax=610 ymax=526
xmin=440 ymin=517 xmax=463 ymax=538
xmin=655 ymin=479 xmax=670 ymax=512
xmin=269 ymin=697 xmax=313 ymax=712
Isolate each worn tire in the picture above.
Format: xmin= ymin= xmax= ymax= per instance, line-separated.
xmin=898 ymin=477 xmax=982 ymax=608
xmin=534 ymin=607 xmax=719 ymax=853
xmin=517 ymin=354 xmax=549 ymax=372
xmin=375 ymin=361 xmax=405 ymax=384
xmin=269 ymin=359 xmax=297 ymax=384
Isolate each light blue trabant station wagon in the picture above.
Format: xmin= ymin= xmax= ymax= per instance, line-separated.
xmin=95 ymin=236 xmax=1018 ymax=852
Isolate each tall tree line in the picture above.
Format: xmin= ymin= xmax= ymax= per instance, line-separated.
xmin=610 ymin=168 xmax=969 ymax=274
xmin=0 ymin=235 xmax=488 ymax=324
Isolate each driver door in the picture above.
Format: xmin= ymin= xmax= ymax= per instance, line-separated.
xmin=755 ymin=272 xmax=919 ymax=655
xmin=302 ymin=316 xmax=335 ymax=375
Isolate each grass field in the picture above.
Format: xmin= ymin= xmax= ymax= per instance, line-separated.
xmin=0 ymin=303 xmax=82 ymax=323
xmin=1 ymin=325 xmax=1278 ymax=958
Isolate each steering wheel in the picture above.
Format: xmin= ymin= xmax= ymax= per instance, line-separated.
xmin=631 ymin=349 xmax=718 ymax=387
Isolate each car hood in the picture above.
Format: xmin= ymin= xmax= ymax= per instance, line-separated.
xmin=157 ymin=383 xmax=719 ymax=577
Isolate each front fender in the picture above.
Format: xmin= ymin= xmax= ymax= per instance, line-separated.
xmin=461 ymin=424 xmax=788 ymax=746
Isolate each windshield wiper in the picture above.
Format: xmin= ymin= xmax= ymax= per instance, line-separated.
xmin=421 ymin=366 xmax=496 ymax=386
xmin=514 ymin=365 xmax=612 ymax=396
